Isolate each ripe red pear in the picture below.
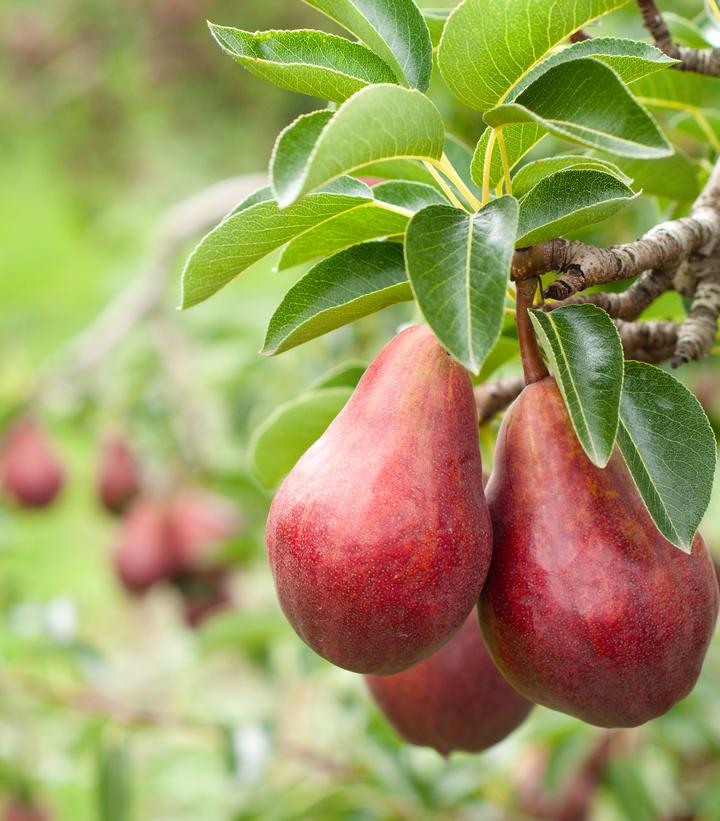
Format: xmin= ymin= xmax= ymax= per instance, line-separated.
xmin=1 ymin=418 xmax=65 ymax=509
xmin=266 ymin=324 xmax=493 ymax=675
xmin=114 ymin=500 xmax=173 ymax=594
xmin=97 ymin=435 xmax=141 ymax=515
xmin=480 ymin=377 xmax=719 ymax=728
xmin=177 ymin=568 xmax=232 ymax=628
xmin=3 ymin=799 xmax=50 ymax=821
xmin=166 ymin=490 xmax=242 ymax=573
xmin=367 ymin=612 xmax=532 ymax=756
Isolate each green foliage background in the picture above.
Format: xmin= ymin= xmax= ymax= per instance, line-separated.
xmin=1 ymin=1 xmax=720 ymax=819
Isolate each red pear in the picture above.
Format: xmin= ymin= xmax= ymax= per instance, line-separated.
xmin=3 ymin=799 xmax=50 ymax=821
xmin=166 ymin=490 xmax=242 ymax=573
xmin=480 ymin=377 xmax=719 ymax=728
xmin=266 ymin=325 xmax=492 ymax=675
xmin=1 ymin=418 xmax=65 ymax=509
xmin=367 ymin=612 xmax=532 ymax=755
xmin=114 ymin=500 xmax=173 ymax=594
xmin=177 ymin=568 xmax=232 ymax=628
xmin=97 ymin=435 xmax=141 ymax=515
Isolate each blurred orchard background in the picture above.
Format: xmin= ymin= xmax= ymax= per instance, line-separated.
xmin=3 ymin=0 xmax=720 ymax=819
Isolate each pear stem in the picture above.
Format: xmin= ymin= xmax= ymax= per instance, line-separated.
xmin=516 ymin=278 xmax=549 ymax=385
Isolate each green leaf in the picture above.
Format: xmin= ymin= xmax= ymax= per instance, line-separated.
xmin=263 ymin=242 xmax=411 ymax=355
xmin=405 ymin=198 xmax=519 ymax=374
xmin=608 ymin=150 xmax=700 ymax=201
xmin=270 ymin=110 xmax=333 ymax=203
xmin=438 ymin=0 xmax=628 ymax=112
xmin=97 ymin=741 xmax=131 ymax=821
xmin=671 ymin=110 xmax=720 ymax=145
xmin=270 ymin=85 xmax=445 ymax=207
xmin=631 ymin=70 xmax=720 ymax=112
xmin=664 ymin=12 xmax=714 ymax=48
xmin=372 ymin=180 xmax=448 ymax=210
xmin=512 ymin=155 xmax=630 ymax=198
xmin=248 ymin=388 xmax=353 ymax=490
xmin=472 ymin=37 xmax=677 ymax=188
xmin=444 ymin=134 xmax=484 ymax=200
xmin=227 ymin=186 xmax=274 ymax=217
xmin=276 ymin=196 xmax=412 ymax=270
xmin=514 ymin=37 xmax=676 ymax=99
xmin=181 ymin=190 xmax=377 ymax=308
xmin=352 ymin=158 xmax=438 ymax=187
xmin=617 ymin=361 xmax=716 ymax=552
xmin=484 ymin=59 xmax=672 ymax=160
xmin=424 ymin=9 xmax=450 ymax=48
xmin=276 ymin=181 xmax=444 ymax=270
xmin=310 ymin=360 xmax=367 ymax=389
xmin=303 ymin=0 xmax=433 ymax=91
xmin=208 ymin=24 xmax=397 ymax=103
xmin=476 ymin=335 xmax=518 ymax=382
xmin=228 ymin=176 xmax=372 ymax=221
xmin=529 ymin=305 xmax=623 ymax=467
xmin=517 ymin=169 xmax=638 ymax=246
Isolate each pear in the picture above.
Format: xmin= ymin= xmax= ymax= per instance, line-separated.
xmin=166 ymin=490 xmax=242 ymax=573
xmin=367 ymin=612 xmax=532 ymax=755
xmin=1 ymin=418 xmax=65 ymax=509
xmin=480 ymin=377 xmax=719 ymax=728
xmin=114 ymin=500 xmax=173 ymax=594
xmin=3 ymin=799 xmax=50 ymax=821
xmin=266 ymin=325 xmax=492 ymax=675
xmin=97 ymin=435 xmax=141 ymax=515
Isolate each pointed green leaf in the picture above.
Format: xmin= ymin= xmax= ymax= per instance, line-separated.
xmin=372 ymin=180 xmax=448 ymax=210
xmin=664 ymin=12 xmax=714 ymax=48
xmin=631 ymin=70 xmax=720 ymax=112
xmin=514 ymin=37 xmax=676 ymax=100
xmin=424 ymin=9 xmax=450 ymax=48
xmin=529 ymin=305 xmax=623 ymax=467
xmin=472 ymin=37 xmax=677 ymax=188
xmin=97 ymin=741 xmax=131 ymax=821
xmin=512 ymin=155 xmax=630 ymax=198
xmin=438 ymin=0 xmax=628 ymax=112
xmin=276 ymin=181 xmax=444 ymax=270
xmin=209 ymin=24 xmax=397 ymax=103
xmin=672 ymin=110 xmax=720 ymax=145
xmin=276 ymin=197 xmax=412 ymax=270
xmin=303 ymin=0 xmax=433 ymax=91
xmin=608 ymin=150 xmax=700 ymax=201
xmin=517 ymin=169 xmax=638 ymax=246
xmin=484 ymin=59 xmax=671 ymax=161
xmin=310 ymin=361 xmax=367 ymax=389
xmin=270 ymin=110 xmax=333 ymax=203
xmin=617 ymin=361 xmax=716 ymax=552
xmin=181 ymin=191 xmax=376 ymax=308
xmin=227 ymin=186 xmax=274 ymax=218
xmin=352 ymin=158 xmax=438 ymax=187
xmin=405 ymin=198 xmax=519 ymax=374
xmin=264 ymin=242 xmax=411 ymax=355
xmin=271 ymin=85 xmax=445 ymax=207
xmin=249 ymin=388 xmax=353 ymax=490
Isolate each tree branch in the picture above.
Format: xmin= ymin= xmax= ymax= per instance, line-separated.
xmin=512 ymin=159 xmax=720 ymax=300
xmin=636 ymin=0 xmax=720 ymax=76
xmin=36 ymin=174 xmax=266 ymax=398
xmin=547 ymin=267 xmax=677 ymax=320
xmin=673 ymin=253 xmax=720 ymax=366
xmin=474 ymin=377 xmax=525 ymax=424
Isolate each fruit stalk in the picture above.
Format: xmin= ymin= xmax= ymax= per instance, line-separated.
xmin=515 ymin=278 xmax=548 ymax=385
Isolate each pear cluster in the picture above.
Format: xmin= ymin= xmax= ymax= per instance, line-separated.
xmin=266 ymin=325 xmax=719 ymax=755
xmin=0 ymin=418 xmax=242 ymax=630
xmin=114 ymin=488 xmax=242 ymax=628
